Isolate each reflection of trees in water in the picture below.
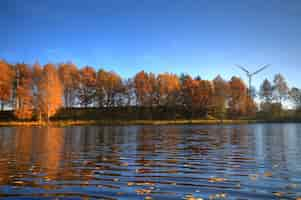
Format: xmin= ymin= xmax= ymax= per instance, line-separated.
xmin=257 ymin=125 xmax=284 ymax=168
xmin=14 ymin=128 xmax=35 ymax=173
xmin=136 ymin=127 xmax=158 ymax=154
xmin=59 ymin=126 xmax=139 ymax=181
xmin=134 ymin=126 xmax=182 ymax=172
xmin=136 ymin=126 xmax=181 ymax=152
xmin=0 ymin=127 xmax=15 ymax=155
xmin=255 ymin=124 xmax=301 ymax=176
xmin=79 ymin=126 xmax=98 ymax=153
xmin=252 ymin=124 xmax=288 ymax=173
xmin=0 ymin=127 xmax=66 ymax=184
xmin=0 ymin=124 xmax=301 ymax=194
xmin=221 ymin=126 xmax=257 ymax=177
xmin=230 ymin=126 xmax=249 ymax=146
xmin=227 ymin=126 xmax=254 ymax=166
xmin=180 ymin=126 xmax=229 ymax=155
xmin=39 ymin=127 xmax=64 ymax=179
xmin=0 ymin=128 xmax=39 ymax=184
xmin=95 ymin=126 xmax=122 ymax=166
xmin=135 ymin=126 xmax=161 ymax=169
xmin=284 ymin=124 xmax=301 ymax=173
xmin=159 ymin=126 xmax=181 ymax=152
xmin=95 ymin=126 xmax=138 ymax=166
xmin=175 ymin=125 xmax=256 ymax=179
xmin=0 ymin=128 xmax=14 ymax=184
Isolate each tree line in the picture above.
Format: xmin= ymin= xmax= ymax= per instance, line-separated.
xmin=0 ymin=60 xmax=299 ymax=121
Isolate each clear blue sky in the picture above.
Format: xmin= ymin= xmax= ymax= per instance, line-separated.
xmin=1 ymin=0 xmax=301 ymax=89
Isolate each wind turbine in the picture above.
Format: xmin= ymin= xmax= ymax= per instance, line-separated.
xmin=236 ymin=64 xmax=270 ymax=97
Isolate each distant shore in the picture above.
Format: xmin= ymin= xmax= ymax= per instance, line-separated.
xmin=0 ymin=119 xmax=282 ymax=127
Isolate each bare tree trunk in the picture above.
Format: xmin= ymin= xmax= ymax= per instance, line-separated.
xmin=64 ymin=92 xmax=68 ymax=109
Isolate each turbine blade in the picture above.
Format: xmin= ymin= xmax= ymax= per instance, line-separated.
xmin=236 ymin=64 xmax=249 ymax=74
xmin=252 ymin=64 xmax=270 ymax=75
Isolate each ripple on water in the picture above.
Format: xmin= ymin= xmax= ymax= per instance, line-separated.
xmin=0 ymin=124 xmax=301 ymax=199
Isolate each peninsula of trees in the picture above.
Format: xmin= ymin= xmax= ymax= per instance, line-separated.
xmin=0 ymin=60 xmax=300 ymax=122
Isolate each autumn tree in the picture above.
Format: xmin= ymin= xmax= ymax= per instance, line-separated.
xmin=123 ymin=78 xmax=135 ymax=106
xmin=14 ymin=63 xmax=34 ymax=119
xmin=148 ymin=73 xmax=159 ymax=106
xmin=228 ymin=76 xmax=248 ymax=117
xmin=193 ymin=79 xmax=214 ymax=116
xmin=259 ymin=79 xmax=273 ymax=103
xmin=273 ymin=73 xmax=289 ymax=105
xmin=180 ymin=76 xmax=214 ymax=117
xmin=245 ymin=96 xmax=257 ymax=117
xmin=79 ymin=66 xmax=96 ymax=107
xmin=289 ymin=87 xmax=301 ymax=110
xmin=0 ymin=58 xmax=295 ymax=120
xmin=134 ymin=71 xmax=158 ymax=106
xmin=212 ymin=75 xmax=229 ymax=118
xmin=134 ymin=71 xmax=149 ymax=106
xmin=0 ymin=60 xmax=14 ymax=110
xmin=96 ymin=69 xmax=124 ymax=107
xmin=32 ymin=63 xmax=43 ymax=109
xmin=58 ymin=63 xmax=80 ymax=108
xmin=157 ymin=73 xmax=180 ymax=106
xmin=180 ymin=75 xmax=194 ymax=109
xmin=37 ymin=64 xmax=63 ymax=121
xmin=259 ymin=79 xmax=273 ymax=114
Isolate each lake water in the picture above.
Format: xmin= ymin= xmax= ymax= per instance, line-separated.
xmin=0 ymin=124 xmax=301 ymax=199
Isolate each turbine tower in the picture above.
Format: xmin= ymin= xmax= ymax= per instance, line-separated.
xmin=236 ymin=64 xmax=270 ymax=97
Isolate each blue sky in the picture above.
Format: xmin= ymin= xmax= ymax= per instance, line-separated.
xmin=1 ymin=0 xmax=301 ymax=89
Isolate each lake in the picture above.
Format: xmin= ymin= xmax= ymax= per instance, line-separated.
xmin=0 ymin=124 xmax=301 ymax=199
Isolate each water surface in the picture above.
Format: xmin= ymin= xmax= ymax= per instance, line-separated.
xmin=0 ymin=124 xmax=301 ymax=199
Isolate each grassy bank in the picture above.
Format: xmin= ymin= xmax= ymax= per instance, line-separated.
xmin=1 ymin=108 xmax=301 ymax=127
xmin=0 ymin=119 xmax=263 ymax=127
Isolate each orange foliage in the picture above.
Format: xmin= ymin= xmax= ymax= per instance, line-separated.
xmin=245 ymin=97 xmax=257 ymax=116
xmin=228 ymin=76 xmax=248 ymax=116
xmin=212 ymin=75 xmax=229 ymax=116
xmin=0 ymin=60 xmax=262 ymax=119
xmin=96 ymin=69 xmax=123 ymax=107
xmin=41 ymin=127 xmax=64 ymax=178
xmin=157 ymin=73 xmax=180 ymax=106
xmin=182 ymin=76 xmax=214 ymax=111
xmin=79 ymin=66 xmax=96 ymax=107
xmin=58 ymin=63 xmax=80 ymax=107
xmin=180 ymin=75 xmax=194 ymax=107
xmin=32 ymin=63 xmax=43 ymax=109
xmin=0 ymin=60 xmax=14 ymax=110
xmin=134 ymin=71 xmax=158 ymax=106
xmin=37 ymin=64 xmax=63 ymax=120
xmin=191 ymin=79 xmax=214 ymax=111
xmin=14 ymin=64 xmax=34 ymax=119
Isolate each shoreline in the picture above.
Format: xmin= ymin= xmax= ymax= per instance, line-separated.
xmin=0 ymin=119 xmax=291 ymax=127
